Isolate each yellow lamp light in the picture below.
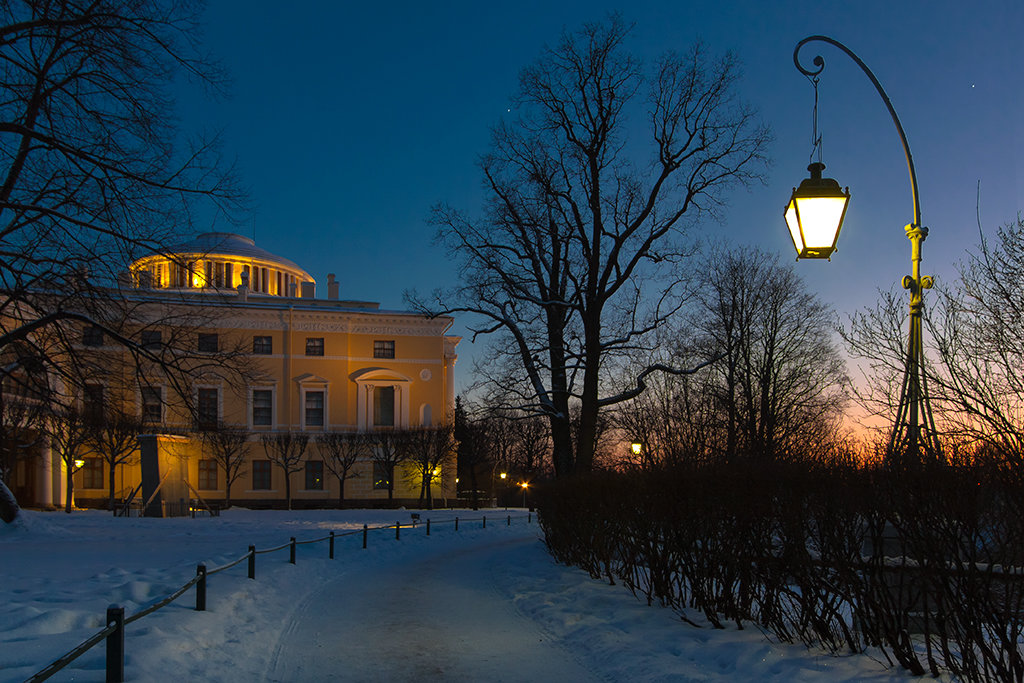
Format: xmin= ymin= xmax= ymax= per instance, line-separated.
xmin=74 ymin=459 xmax=85 ymax=469
xmin=500 ymin=472 xmax=507 ymax=480
xmin=785 ymin=162 xmax=850 ymax=260
xmin=630 ymin=442 xmax=642 ymax=456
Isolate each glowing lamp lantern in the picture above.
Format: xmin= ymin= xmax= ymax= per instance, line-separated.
xmin=499 ymin=472 xmax=507 ymax=480
xmin=74 ymin=459 xmax=85 ymax=470
xmin=785 ymin=162 xmax=850 ymax=260
xmin=630 ymin=442 xmax=642 ymax=456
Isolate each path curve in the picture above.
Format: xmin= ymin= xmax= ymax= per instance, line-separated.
xmin=264 ymin=530 xmax=604 ymax=682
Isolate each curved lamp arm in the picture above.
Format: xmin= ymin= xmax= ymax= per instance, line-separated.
xmin=794 ymin=35 xmax=921 ymax=229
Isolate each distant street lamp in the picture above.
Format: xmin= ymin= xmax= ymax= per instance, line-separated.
xmin=519 ymin=481 xmax=529 ymax=508
xmin=789 ymin=35 xmax=941 ymax=465
xmin=630 ymin=441 xmax=642 ymax=457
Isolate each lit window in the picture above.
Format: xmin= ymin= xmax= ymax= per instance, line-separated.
xmin=252 ymin=389 xmax=273 ymax=426
xmin=252 ymin=460 xmax=272 ymax=490
xmin=305 ymin=461 xmax=324 ymax=490
xmin=305 ymin=338 xmax=324 ymax=356
xmin=373 ymin=340 xmax=395 ymax=359
xmin=198 ymin=459 xmax=218 ymax=490
xmin=305 ymin=391 xmax=324 ymax=427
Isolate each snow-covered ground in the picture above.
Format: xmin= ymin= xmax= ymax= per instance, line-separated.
xmin=1 ymin=508 xmax=920 ymax=682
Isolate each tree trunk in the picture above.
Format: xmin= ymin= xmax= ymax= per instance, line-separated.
xmin=224 ymin=476 xmax=232 ymax=510
xmin=337 ymin=475 xmax=346 ymax=509
xmin=65 ymin=467 xmax=74 ymax=513
xmin=108 ymin=463 xmax=116 ymax=511
xmin=284 ymin=470 xmax=292 ymax=510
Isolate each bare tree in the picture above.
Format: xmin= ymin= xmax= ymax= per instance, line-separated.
xmin=0 ymin=0 xmax=241 ymax=417
xmin=200 ymin=422 xmax=249 ymax=509
xmin=691 ymin=246 xmax=847 ymax=462
xmin=45 ymin=404 xmax=90 ymax=513
xmin=402 ymin=425 xmax=455 ymax=510
xmin=454 ymin=397 xmax=491 ymax=510
xmin=260 ymin=432 xmax=309 ymax=510
xmin=368 ymin=429 xmax=406 ymax=503
xmin=86 ymin=406 xmax=143 ymax=511
xmin=424 ymin=17 xmax=769 ymax=476
xmin=316 ymin=431 xmax=366 ymax=508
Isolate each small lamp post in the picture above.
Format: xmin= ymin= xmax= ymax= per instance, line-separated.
xmin=519 ymin=482 xmax=528 ymax=508
xmin=790 ymin=35 xmax=940 ymax=466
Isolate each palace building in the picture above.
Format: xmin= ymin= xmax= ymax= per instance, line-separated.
xmin=10 ymin=233 xmax=459 ymax=511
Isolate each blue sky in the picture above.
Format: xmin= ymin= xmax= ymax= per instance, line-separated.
xmin=178 ymin=1 xmax=1022 ymax=393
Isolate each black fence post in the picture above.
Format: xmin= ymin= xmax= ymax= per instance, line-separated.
xmin=483 ymin=516 xmax=487 ymax=529
xmin=289 ymin=537 xmax=296 ymax=564
xmin=395 ymin=522 xmax=401 ymax=541
xmin=362 ymin=524 xmax=368 ymax=549
xmin=455 ymin=516 xmax=459 ymax=531
xmin=195 ymin=565 xmax=207 ymax=611
xmin=329 ymin=531 xmax=335 ymax=559
xmin=528 ymin=512 xmax=532 ymax=524
xmin=426 ymin=519 xmax=431 ymax=536
xmin=507 ymin=514 xmax=511 ymax=526
xmin=248 ymin=545 xmax=256 ymax=580
xmin=105 ymin=604 xmax=124 ymax=683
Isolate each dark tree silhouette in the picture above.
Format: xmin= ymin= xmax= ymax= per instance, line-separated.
xmin=315 ymin=431 xmax=367 ymax=508
xmin=426 ymin=17 xmax=769 ymax=477
xmin=260 ymin=432 xmax=309 ymax=510
xmin=200 ymin=423 xmax=250 ymax=509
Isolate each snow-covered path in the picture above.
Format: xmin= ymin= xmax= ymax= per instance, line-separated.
xmin=265 ymin=532 xmax=601 ymax=682
xmin=2 ymin=509 xmax=912 ymax=682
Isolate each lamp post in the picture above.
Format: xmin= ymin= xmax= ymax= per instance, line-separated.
xmin=789 ymin=35 xmax=941 ymax=466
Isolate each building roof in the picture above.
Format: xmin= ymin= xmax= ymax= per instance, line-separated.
xmin=163 ymin=232 xmax=307 ymax=276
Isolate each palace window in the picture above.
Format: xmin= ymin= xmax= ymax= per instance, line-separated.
xmin=197 ymin=388 xmax=219 ymax=429
xmin=83 ymin=384 xmax=104 ymax=423
xmin=373 ymin=461 xmax=390 ymax=490
xmin=305 ymin=461 xmax=324 ymax=491
xmin=141 ymin=387 xmax=162 ymax=424
xmin=373 ymin=386 xmax=395 ymax=427
xmin=253 ymin=335 xmax=272 ymax=354
xmin=82 ymin=458 xmax=103 ymax=489
xmin=305 ymin=337 xmax=324 ymax=356
xmin=198 ymin=333 xmax=218 ymax=353
xmin=252 ymin=460 xmax=272 ymax=490
xmin=252 ymin=389 xmax=273 ymax=426
xmin=141 ymin=330 xmax=162 ymax=350
xmin=304 ymin=391 xmax=324 ymax=427
xmin=82 ymin=324 xmax=104 ymax=347
xmin=198 ymin=459 xmax=218 ymax=490
xmin=373 ymin=340 xmax=395 ymax=359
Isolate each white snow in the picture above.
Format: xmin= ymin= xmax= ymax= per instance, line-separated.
xmin=1 ymin=508 xmax=919 ymax=682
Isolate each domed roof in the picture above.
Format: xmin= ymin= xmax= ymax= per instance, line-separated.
xmin=164 ymin=232 xmax=308 ymax=276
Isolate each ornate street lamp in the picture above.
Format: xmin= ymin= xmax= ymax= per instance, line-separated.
xmin=785 ymin=161 xmax=849 ymax=259
xmin=790 ymin=36 xmax=941 ymax=465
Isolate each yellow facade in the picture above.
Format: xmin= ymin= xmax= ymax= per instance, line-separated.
xmin=39 ymin=233 xmax=460 ymax=510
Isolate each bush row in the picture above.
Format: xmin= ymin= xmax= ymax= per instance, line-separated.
xmin=536 ymin=462 xmax=1024 ymax=681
